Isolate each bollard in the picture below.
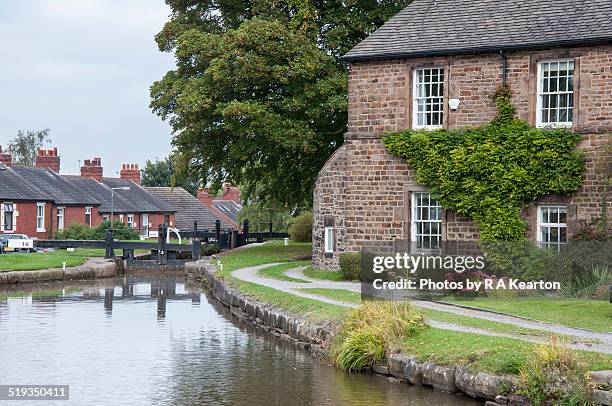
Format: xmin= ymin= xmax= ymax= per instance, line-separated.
xmin=284 ymin=237 xmax=289 ymax=246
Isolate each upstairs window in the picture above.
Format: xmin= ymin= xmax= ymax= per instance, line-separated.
xmin=537 ymin=60 xmax=574 ymax=128
xmin=537 ymin=206 xmax=567 ymax=250
xmin=411 ymin=192 xmax=442 ymax=249
xmin=413 ymin=68 xmax=445 ymax=129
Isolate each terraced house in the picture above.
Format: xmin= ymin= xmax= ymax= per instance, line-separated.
xmin=313 ymin=0 xmax=612 ymax=270
xmin=0 ymin=149 xmax=175 ymax=238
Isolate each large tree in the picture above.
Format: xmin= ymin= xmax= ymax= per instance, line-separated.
xmin=7 ymin=129 xmax=51 ymax=165
xmin=151 ymin=0 xmax=410 ymax=208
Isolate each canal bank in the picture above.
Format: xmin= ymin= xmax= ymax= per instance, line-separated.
xmin=186 ymin=253 xmax=612 ymax=406
xmin=0 ymin=257 xmax=118 ymax=284
xmin=187 ymin=259 xmax=517 ymax=404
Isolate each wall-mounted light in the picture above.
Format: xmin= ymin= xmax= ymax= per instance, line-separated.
xmin=449 ymin=99 xmax=460 ymax=111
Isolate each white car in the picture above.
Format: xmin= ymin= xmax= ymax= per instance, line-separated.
xmin=0 ymin=234 xmax=35 ymax=253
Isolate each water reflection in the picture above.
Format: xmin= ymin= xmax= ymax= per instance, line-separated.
xmin=0 ymin=275 xmax=481 ymax=406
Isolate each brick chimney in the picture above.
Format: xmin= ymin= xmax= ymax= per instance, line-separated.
xmin=120 ymin=163 xmax=141 ymax=184
xmin=222 ymin=184 xmax=241 ymax=204
xmin=80 ymin=157 xmax=103 ymax=181
xmin=197 ymin=188 xmax=214 ymax=208
xmin=0 ymin=146 xmax=11 ymax=167
xmin=35 ymin=147 xmax=60 ymax=172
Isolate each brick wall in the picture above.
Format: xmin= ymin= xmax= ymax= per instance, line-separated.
xmin=314 ymin=44 xmax=612 ymax=270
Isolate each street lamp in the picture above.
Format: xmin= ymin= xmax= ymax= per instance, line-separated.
xmin=110 ymin=186 xmax=130 ymax=228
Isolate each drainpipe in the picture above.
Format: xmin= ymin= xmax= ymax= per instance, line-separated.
xmin=500 ymin=50 xmax=507 ymax=87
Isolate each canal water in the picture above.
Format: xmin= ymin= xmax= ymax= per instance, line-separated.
xmin=0 ymin=275 xmax=480 ymax=405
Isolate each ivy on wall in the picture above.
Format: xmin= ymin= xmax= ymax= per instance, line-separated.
xmin=383 ymin=87 xmax=585 ymax=241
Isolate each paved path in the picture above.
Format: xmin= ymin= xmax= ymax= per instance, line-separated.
xmin=231 ymin=263 xmax=612 ymax=354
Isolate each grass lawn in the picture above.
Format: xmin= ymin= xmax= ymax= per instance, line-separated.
xmin=215 ymin=241 xmax=348 ymax=321
xmin=297 ymin=288 xmax=362 ymax=303
xmin=403 ymin=327 xmax=612 ymax=375
xmin=302 ymin=266 xmax=346 ymax=281
xmin=257 ymin=261 xmax=311 ymax=283
xmin=0 ymin=249 xmax=107 ymax=271
xmin=443 ymin=297 xmax=612 ymax=333
xmin=293 ymin=288 xmax=583 ymax=341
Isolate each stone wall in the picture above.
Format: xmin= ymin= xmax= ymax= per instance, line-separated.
xmin=313 ymin=44 xmax=612 ymax=270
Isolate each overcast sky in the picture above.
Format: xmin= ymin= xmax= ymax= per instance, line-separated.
xmin=0 ymin=0 xmax=175 ymax=176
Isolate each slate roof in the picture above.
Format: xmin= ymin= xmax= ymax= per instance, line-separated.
xmin=0 ymin=163 xmax=50 ymax=202
xmin=343 ymin=0 xmax=612 ymax=62
xmin=63 ymin=177 xmax=175 ymax=214
xmin=145 ymin=187 xmax=233 ymax=231
xmin=212 ymin=200 xmax=242 ymax=223
xmin=0 ymin=164 xmax=101 ymax=204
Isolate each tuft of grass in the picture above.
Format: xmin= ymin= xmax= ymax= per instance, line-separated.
xmin=0 ymin=249 xmax=107 ymax=271
xmin=332 ymin=302 xmax=426 ymax=372
xmin=302 ymin=266 xmax=346 ymax=281
xmin=257 ymin=261 xmax=311 ymax=283
xmin=518 ymin=338 xmax=592 ymax=405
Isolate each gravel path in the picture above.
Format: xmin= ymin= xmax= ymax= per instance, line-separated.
xmin=231 ymin=263 xmax=612 ymax=354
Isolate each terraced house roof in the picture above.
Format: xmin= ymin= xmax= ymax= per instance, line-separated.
xmin=0 ymin=164 xmax=98 ymax=205
xmin=343 ymin=0 xmax=612 ymax=62
xmin=145 ymin=187 xmax=233 ymax=231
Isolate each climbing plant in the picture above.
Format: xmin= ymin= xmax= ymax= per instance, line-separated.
xmin=383 ymin=87 xmax=585 ymax=241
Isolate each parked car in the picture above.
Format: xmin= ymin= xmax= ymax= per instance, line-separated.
xmin=0 ymin=234 xmax=35 ymax=253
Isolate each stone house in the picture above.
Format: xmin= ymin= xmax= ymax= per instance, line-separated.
xmin=313 ymin=0 xmax=612 ymax=270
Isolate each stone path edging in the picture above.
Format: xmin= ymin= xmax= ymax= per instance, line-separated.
xmin=0 ymin=258 xmax=117 ymax=285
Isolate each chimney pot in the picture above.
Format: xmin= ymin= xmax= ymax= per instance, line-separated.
xmin=35 ymin=147 xmax=61 ymax=172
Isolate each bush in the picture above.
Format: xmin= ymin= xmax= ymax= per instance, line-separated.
xmin=339 ymin=252 xmax=361 ymax=281
xmin=519 ymin=339 xmax=591 ymax=405
xmin=560 ymin=265 xmax=612 ymax=300
xmin=332 ymin=302 xmax=426 ymax=372
xmin=202 ymin=243 xmax=220 ymax=256
xmin=288 ymin=212 xmax=312 ymax=242
xmin=55 ymin=220 xmax=140 ymax=241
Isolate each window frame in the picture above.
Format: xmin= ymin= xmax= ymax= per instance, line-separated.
xmin=127 ymin=214 xmax=134 ymax=229
xmin=536 ymin=59 xmax=575 ymax=129
xmin=410 ymin=192 xmax=443 ymax=250
xmin=324 ymin=226 xmax=335 ymax=254
xmin=57 ymin=207 xmax=64 ymax=231
xmin=412 ymin=67 xmax=445 ymax=130
xmin=84 ymin=206 xmax=92 ymax=226
xmin=2 ymin=202 xmax=15 ymax=233
xmin=537 ymin=205 xmax=568 ymax=249
xmin=142 ymin=214 xmax=149 ymax=236
xmin=36 ymin=202 xmax=46 ymax=232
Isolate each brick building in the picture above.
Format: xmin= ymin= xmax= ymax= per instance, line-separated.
xmin=313 ymin=0 xmax=612 ymax=270
xmin=0 ymin=150 xmax=175 ymax=238
xmin=197 ymin=185 xmax=243 ymax=229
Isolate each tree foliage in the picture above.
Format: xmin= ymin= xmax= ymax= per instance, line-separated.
xmin=7 ymin=129 xmax=51 ymax=165
xmin=384 ymin=87 xmax=585 ymax=241
xmin=140 ymin=155 xmax=200 ymax=196
xmin=151 ymin=0 xmax=411 ymax=209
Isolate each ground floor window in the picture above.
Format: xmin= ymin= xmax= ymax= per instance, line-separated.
xmin=411 ymin=192 xmax=442 ymax=249
xmin=3 ymin=203 xmax=14 ymax=231
xmin=537 ymin=206 xmax=567 ymax=250
xmin=102 ymin=215 xmax=109 ymax=222
xmin=142 ymin=214 xmax=149 ymax=236
xmin=85 ymin=207 xmax=92 ymax=226
xmin=57 ymin=207 xmax=64 ymax=230
xmin=324 ymin=226 xmax=335 ymax=253
xmin=127 ymin=214 xmax=134 ymax=229
xmin=36 ymin=203 xmax=45 ymax=232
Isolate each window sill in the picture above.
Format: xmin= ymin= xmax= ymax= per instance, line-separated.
xmin=536 ymin=122 xmax=573 ymax=129
xmin=36 ymin=229 xmax=46 ymax=233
